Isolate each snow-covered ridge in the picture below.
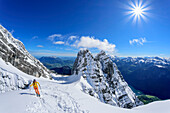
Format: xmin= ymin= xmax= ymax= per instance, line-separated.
xmin=0 ymin=25 xmax=50 ymax=78
xmin=72 ymin=49 xmax=143 ymax=108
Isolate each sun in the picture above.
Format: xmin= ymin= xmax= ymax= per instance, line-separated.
xmin=134 ymin=7 xmax=142 ymax=15
xmin=125 ymin=0 xmax=151 ymax=24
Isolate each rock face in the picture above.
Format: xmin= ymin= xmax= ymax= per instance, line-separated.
xmin=72 ymin=49 xmax=143 ymax=108
xmin=0 ymin=25 xmax=50 ymax=78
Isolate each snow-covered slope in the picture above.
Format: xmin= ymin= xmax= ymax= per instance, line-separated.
xmin=0 ymin=25 xmax=50 ymax=78
xmin=0 ymin=57 xmax=170 ymax=113
xmin=71 ymin=49 xmax=143 ymax=108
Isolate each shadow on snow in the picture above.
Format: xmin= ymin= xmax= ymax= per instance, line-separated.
xmin=51 ymin=74 xmax=81 ymax=84
xmin=20 ymin=93 xmax=35 ymax=96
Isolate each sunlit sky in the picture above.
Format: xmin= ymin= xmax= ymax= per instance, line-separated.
xmin=0 ymin=0 xmax=170 ymax=57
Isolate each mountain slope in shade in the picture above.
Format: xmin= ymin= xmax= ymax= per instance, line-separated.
xmin=72 ymin=49 xmax=143 ymax=108
xmin=51 ymin=66 xmax=71 ymax=75
xmin=0 ymin=25 xmax=50 ymax=78
xmin=110 ymin=56 xmax=170 ymax=99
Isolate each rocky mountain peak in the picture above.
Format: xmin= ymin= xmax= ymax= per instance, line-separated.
xmin=72 ymin=48 xmax=93 ymax=75
xmin=77 ymin=48 xmax=93 ymax=58
xmin=0 ymin=25 xmax=50 ymax=78
xmin=72 ymin=49 xmax=143 ymax=108
xmin=98 ymin=50 xmax=106 ymax=55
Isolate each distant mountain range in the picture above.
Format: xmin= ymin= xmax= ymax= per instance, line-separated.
xmin=38 ymin=57 xmax=75 ymax=75
xmin=38 ymin=57 xmax=75 ymax=69
xmin=110 ymin=56 xmax=170 ymax=100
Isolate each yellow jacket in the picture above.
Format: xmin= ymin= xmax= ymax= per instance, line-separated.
xmin=30 ymin=82 xmax=40 ymax=88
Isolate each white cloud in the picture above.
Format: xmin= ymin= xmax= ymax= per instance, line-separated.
xmin=48 ymin=34 xmax=62 ymax=41
xmin=129 ymin=37 xmax=147 ymax=45
xmin=69 ymin=36 xmax=77 ymax=40
xmin=53 ymin=41 xmax=65 ymax=45
xmin=75 ymin=36 xmax=116 ymax=52
xmin=32 ymin=36 xmax=38 ymax=39
xmin=37 ymin=45 xmax=43 ymax=48
xmin=65 ymin=36 xmax=78 ymax=46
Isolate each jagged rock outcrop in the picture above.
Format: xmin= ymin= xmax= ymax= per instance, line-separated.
xmin=0 ymin=25 xmax=50 ymax=78
xmin=72 ymin=49 xmax=143 ymax=108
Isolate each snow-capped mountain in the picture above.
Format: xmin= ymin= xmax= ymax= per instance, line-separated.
xmin=72 ymin=49 xmax=143 ymax=108
xmin=0 ymin=25 xmax=50 ymax=78
xmin=111 ymin=56 xmax=170 ymax=67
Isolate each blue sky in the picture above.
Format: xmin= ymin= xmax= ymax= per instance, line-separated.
xmin=0 ymin=0 xmax=170 ymax=57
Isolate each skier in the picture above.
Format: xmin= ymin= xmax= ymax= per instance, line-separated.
xmin=30 ymin=79 xmax=41 ymax=97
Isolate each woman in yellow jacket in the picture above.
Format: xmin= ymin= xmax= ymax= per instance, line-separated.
xmin=30 ymin=79 xmax=41 ymax=97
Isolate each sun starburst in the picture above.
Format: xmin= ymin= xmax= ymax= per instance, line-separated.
xmin=125 ymin=0 xmax=151 ymax=24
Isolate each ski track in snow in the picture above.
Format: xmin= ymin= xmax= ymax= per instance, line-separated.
xmin=25 ymin=81 xmax=88 ymax=113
